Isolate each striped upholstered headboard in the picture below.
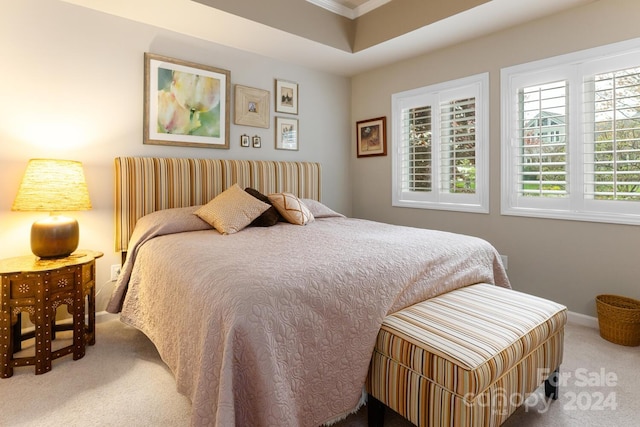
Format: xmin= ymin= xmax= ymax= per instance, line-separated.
xmin=114 ymin=157 xmax=322 ymax=252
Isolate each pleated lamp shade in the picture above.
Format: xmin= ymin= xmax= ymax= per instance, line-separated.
xmin=12 ymin=159 xmax=92 ymax=258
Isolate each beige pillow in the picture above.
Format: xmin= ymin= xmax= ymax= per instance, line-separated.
xmin=267 ymin=193 xmax=314 ymax=225
xmin=195 ymin=184 xmax=270 ymax=234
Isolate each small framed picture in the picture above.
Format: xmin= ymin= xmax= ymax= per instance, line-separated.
xmin=240 ymin=134 xmax=250 ymax=147
xmin=234 ymin=85 xmax=269 ymax=128
xmin=356 ymin=116 xmax=387 ymax=157
xmin=252 ymin=135 xmax=262 ymax=148
xmin=275 ymin=117 xmax=299 ymax=151
xmin=275 ymin=79 xmax=298 ymax=115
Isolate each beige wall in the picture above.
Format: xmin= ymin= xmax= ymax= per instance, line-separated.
xmin=351 ymin=0 xmax=640 ymax=317
xmin=0 ymin=0 xmax=352 ymax=311
xmin=4 ymin=0 xmax=638 ymax=319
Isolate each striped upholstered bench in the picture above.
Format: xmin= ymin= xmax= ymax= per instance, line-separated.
xmin=367 ymin=283 xmax=567 ymax=427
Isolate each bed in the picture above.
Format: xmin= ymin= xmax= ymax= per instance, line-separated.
xmin=106 ymin=157 xmax=510 ymax=427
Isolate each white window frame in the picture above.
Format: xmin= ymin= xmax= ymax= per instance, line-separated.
xmin=501 ymin=37 xmax=640 ymax=225
xmin=391 ymin=73 xmax=489 ymax=213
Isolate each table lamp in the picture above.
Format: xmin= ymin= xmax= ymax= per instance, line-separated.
xmin=12 ymin=159 xmax=92 ymax=258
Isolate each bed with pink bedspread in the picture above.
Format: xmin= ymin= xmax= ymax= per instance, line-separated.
xmin=106 ymin=157 xmax=509 ymax=427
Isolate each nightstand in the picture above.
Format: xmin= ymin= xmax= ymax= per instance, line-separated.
xmin=0 ymin=250 xmax=103 ymax=378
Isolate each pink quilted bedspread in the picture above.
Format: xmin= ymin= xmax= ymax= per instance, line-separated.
xmin=108 ymin=210 xmax=509 ymax=426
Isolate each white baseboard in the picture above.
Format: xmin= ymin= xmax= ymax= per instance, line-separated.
xmin=567 ymin=310 xmax=599 ymax=329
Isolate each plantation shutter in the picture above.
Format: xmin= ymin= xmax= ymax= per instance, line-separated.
xmin=516 ymin=81 xmax=569 ymax=197
xmin=502 ymin=39 xmax=640 ymax=224
xmin=440 ymin=97 xmax=476 ymax=194
xmin=393 ymin=73 xmax=488 ymax=213
xmin=400 ymin=105 xmax=432 ymax=192
xmin=586 ymin=66 xmax=640 ymax=201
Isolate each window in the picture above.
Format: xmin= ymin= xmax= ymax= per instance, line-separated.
xmin=501 ymin=38 xmax=640 ymax=225
xmin=392 ymin=73 xmax=489 ymax=213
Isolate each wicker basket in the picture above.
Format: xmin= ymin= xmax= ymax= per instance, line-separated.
xmin=596 ymin=294 xmax=640 ymax=346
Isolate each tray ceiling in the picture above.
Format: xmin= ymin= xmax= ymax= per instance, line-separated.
xmin=60 ymin=0 xmax=595 ymax=76
xmin=306 ymin=0 xmax=391 ymax=19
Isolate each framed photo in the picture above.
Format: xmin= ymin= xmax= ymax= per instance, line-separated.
xmin=252 ymin=135 xmax=262 ymax=148
xmin=275 ymin=79 xmax=298 ymax=114
xmin=240 ymin=134 xmax=250 ymax=147
xmin=144 ymin=52 xmax=230 ymax=149
xmin=275 ymin=117 xmax=299 ymax=151
xmin=356 ymin=116 xmax=387 ymax=157
xmin=234 ymin=85 xmax=269 ymax=128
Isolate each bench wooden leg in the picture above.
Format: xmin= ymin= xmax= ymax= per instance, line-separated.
xmin=367 ymin=394 xmax=386 ymax=427
xmin=544 ymin=368 xmax=560 ymax=400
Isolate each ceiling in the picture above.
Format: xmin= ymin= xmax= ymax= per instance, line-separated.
xmin=306 ymin=0 xmax=391 ymax=19
xmin=61 ymin=0 xmax=594 ymax=76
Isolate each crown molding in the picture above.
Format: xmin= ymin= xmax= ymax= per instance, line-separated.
xmin=307 ymin=0 xmax=391 ymax=19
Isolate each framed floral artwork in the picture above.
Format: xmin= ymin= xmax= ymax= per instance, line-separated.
xmin=275 ymin=79 xmax=298 ymax=114
xmin=240 ymin=134 xmax=250 ymax=147
xmin=275 ymin=117 xmax=298 ymax=150
xmin=234 ymin=85 xmax=269 ymax=128
xmin=144 ymin=53 xmax=230 ymax=149
xmin=356 ymin=116 xmax=387 ymax=157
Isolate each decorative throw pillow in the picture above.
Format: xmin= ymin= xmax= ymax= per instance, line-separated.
xmin=267 ymin=193 xmax=314 ymax=225
xmin=301 ymin=199 xmax=345 ymax=218
xmin=245 ymin=187 xmax=282 ymax=227
xmin=195 ymin=184 xmax=270 ymax=234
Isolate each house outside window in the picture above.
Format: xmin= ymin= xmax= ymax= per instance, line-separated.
xmin=501 ymin=38 xmax=640 ymax=225
xmin=392 ymin=73 xmax=489 ymax=213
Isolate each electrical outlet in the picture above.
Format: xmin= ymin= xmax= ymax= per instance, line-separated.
xmin=110 ymin=264 xmax=121 ymax=281
xmin=500 ymin=255 xmax=508 ymax=270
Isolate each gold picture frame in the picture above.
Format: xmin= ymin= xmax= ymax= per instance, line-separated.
xmin=234 ymin=85 xmax=270 ymax=128
xmin=356 ymin=116 xmax=387 ymax=157
xmin=144 ymin=53 xmax=230 ymax=149
xmin=275 ymin=79 xmax=298 ymax=115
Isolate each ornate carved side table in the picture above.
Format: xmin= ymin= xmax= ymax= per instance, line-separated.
xmin=0 ymin=250 xmax=103 ymax=378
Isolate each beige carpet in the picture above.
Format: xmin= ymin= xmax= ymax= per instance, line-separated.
xmin=0 ymin=318 xmax=637 ymax=426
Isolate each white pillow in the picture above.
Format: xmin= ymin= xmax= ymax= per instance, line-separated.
xmin=267 ymin=193 xmax=314 ymax=225
xmin=301 ymin=199 xmax=345 ymax=218
xmin=195 ymin=184 xmax=270 ymax=234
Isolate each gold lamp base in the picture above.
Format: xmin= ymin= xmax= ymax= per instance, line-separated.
xmin=31 ymin=215 xmax=79 ymax=258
